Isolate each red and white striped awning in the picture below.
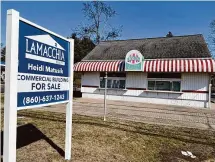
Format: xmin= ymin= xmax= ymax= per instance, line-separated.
xmin=74 ymin=60 xmax=125 ymax=72
xmin=143 ymin=58 xmax=215 ymax=72
xmin=74 ymin=58 xmax=215 ymax=73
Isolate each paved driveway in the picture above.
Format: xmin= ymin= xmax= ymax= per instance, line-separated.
xmin=37 ymin=98 xmax=215 ymax=130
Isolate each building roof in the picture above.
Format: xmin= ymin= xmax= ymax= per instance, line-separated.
xmin=82 ymin=34 xmax=211 ymax=61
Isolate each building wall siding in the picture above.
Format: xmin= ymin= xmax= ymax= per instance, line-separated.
xmin=126 ymin=72 xmax=147 ymax=88
xmin=81 ymin=72 xmax=210 ymax=108
xmin=181 ymin=73 xmax=209 ymax=91
xmin=81 ymin=72 xmax=100 ymax=87
xmin=180 ymin=73 xmax=209 ymax=103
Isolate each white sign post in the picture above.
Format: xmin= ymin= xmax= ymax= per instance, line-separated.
xmin=3 ymin=9 xmax=74 ymax=161
xmin=65 ymin=39 xmax=74 ymax=160
xmin=3 ymin=9 xmax=19 ymax=162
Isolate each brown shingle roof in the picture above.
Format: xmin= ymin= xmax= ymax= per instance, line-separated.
xmin=82 ymin=34 xmax=211 ymax=60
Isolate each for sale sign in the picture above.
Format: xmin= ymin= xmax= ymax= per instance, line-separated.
xmin=17 ymin=20 xmax=70 ymax=108
xmin=4 ymin=9 xmax=73 ymax=162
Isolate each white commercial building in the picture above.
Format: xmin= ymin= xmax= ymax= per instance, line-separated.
xmin=74 ymin=34 xmax=215 ymax=108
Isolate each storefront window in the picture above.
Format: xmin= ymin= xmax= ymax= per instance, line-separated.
xmin=148 ymin=80 xmax=181 ymax=91
xmin=148 ymin=81 xmax=155 ymax=90
xmin=100 ymin=78 xmax=105 ymax=88
xmin=100 ymin=73 xmax=126 ymax=89
xmin=119 ymin=80 xmax=126 ymax=89
xmin=147 ymin=73 xmax=181 ymax=92
xmin=172 ymin=81 xmax=181 ymax=91
xmin=156 ymin=81 xmax=171 ymax=91
xmin=107 ymin=80 xmax=112 ymax=88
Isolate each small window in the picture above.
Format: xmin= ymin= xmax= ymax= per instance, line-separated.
xmin=100 ymin=72 xmax=126 ymax=89
xmin=119 ymin=80 xmax=126 ymax=89
xmin=172 ymin=81 xmax=181 ymax=91
xmin=156 ymin=81 xmax=171 ymax=91
xmin=148 ymin=80 xmax=181 ymax=92
xmin=100 ymin=78 xmax=105 ymax=88
xmin=147 ymin=73 xmax=181 ymax=92
xmin=107 ymin=80 xmax=112 ymax=88
xmin=148 ymin=81 xmax=155 ymax=90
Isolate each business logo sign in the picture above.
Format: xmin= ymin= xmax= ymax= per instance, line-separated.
xmin=25 ymin=34 xmax=65 ymax=65
xmin=17 ymin=20 xmax=70 ymax=108
xmin=125 ymin=50 xmax=144 ymax=71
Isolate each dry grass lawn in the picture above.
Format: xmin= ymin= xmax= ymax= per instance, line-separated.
xmin=1 ymin=109 xmax=215 ymax=162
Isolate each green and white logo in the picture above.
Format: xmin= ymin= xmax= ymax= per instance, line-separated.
xmin=125 ymin=50 xmax=144 ymax=71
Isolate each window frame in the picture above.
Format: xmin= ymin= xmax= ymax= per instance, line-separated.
xmin=147 ymin=76 xmax=182 ymax=92
xmin=99 ymin=74 xmax=126 ymax=90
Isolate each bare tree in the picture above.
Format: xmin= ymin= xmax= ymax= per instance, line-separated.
xmin=75 ymin=1 xmax=122 ymax=44
xmin=208 ymin=20 xmax=215 ymax=58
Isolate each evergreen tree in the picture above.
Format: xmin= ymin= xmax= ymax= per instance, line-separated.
xmin=1 ymin=43 xmax=6 ymax=62
xmin=166 ymin=31 xmax=173 ymax=37
xmin=70 ymin=33 xmax=95 ymax=63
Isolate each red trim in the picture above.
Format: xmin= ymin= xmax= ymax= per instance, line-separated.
xmin=82 ymin=85 xmax=99 ymax=88
xmin=200 ymin=59 xmax=204 ymax=72
xmin=187 ymin=60 xmax=190 ymax=72
xmin=166 ymin=60 xmax=169 ymax=72
xmin=205 ymin=60 xmax=208 ymax=72
xmin=182 ymin=90 xmax=208 ymax=93
xmin=210 ymin=59 xmax=213 ymax=72
xmin=126 ymin=87 xmax=146 ymax=90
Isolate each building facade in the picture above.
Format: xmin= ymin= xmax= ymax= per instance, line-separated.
xmin=74 ymin=34 xmax=214 ymax=108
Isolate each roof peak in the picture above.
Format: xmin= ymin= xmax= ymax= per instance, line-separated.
xmin=100 ymin=34 xmax=203 ymax=43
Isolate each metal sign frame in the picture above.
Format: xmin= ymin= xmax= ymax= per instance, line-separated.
xmin=3 ymin=9 xmax=74 ymax=161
